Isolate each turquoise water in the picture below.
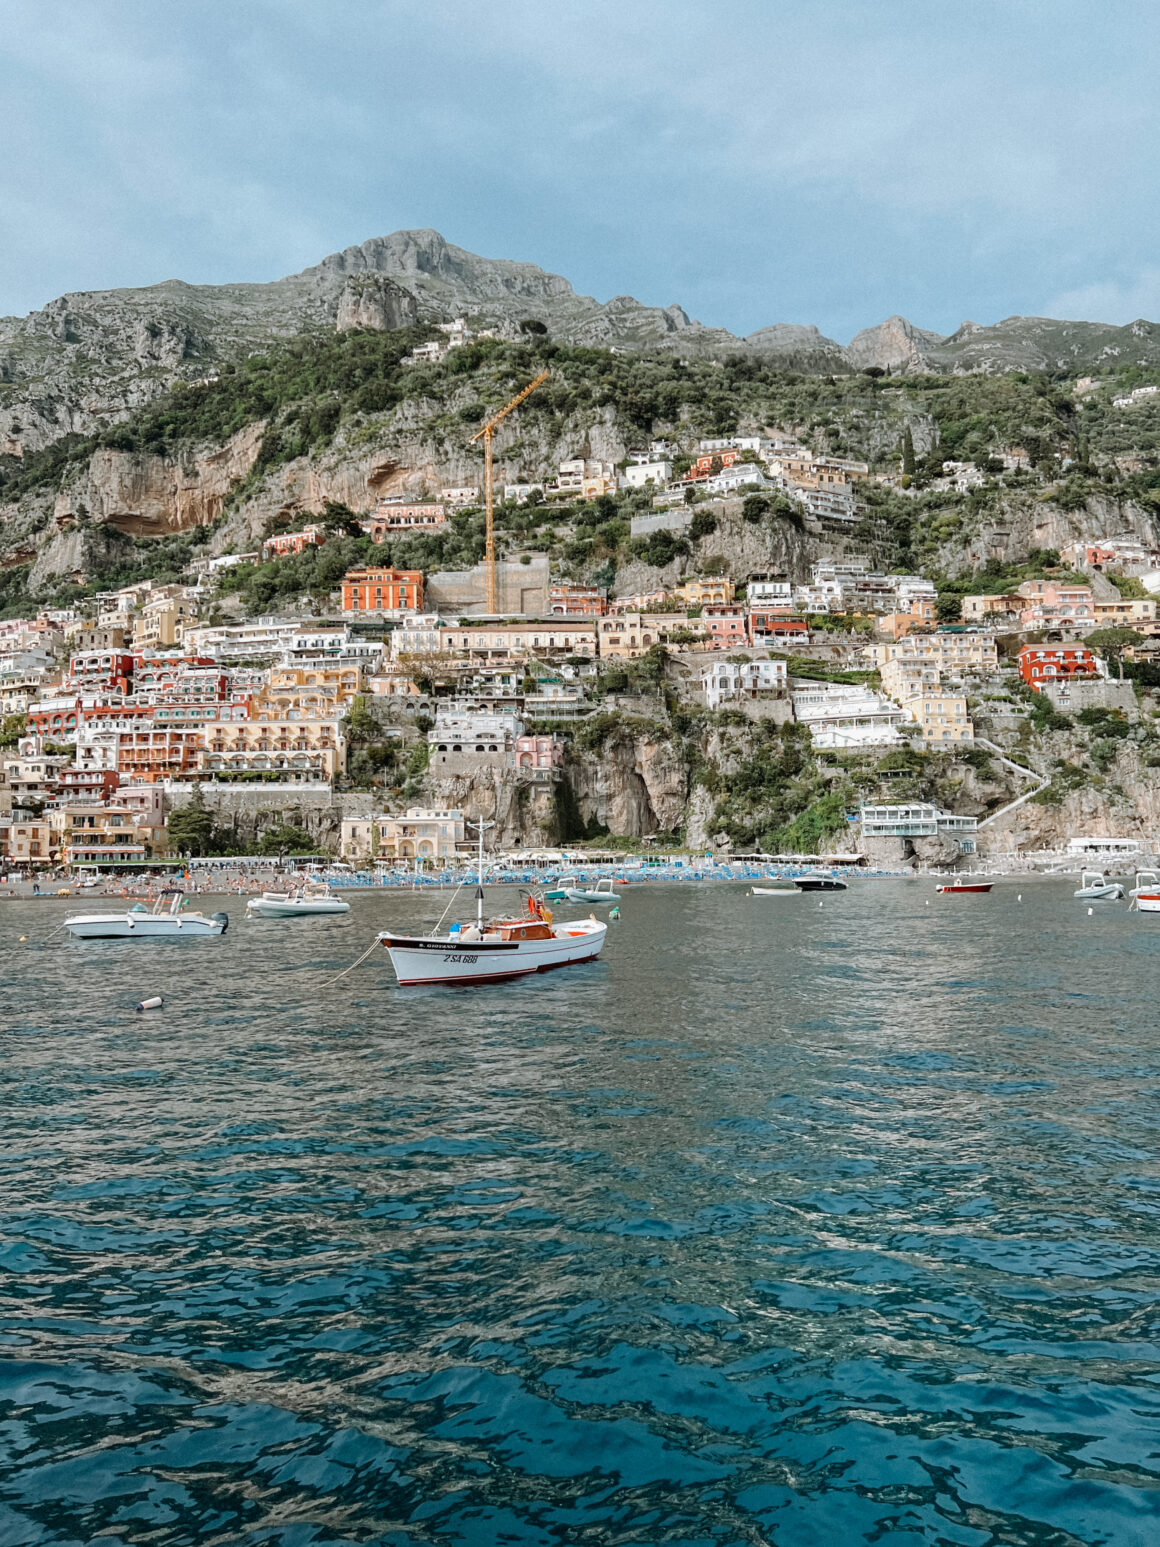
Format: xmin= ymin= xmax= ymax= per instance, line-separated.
xmin=2 ymin=880 xmax=1160 ymax=1545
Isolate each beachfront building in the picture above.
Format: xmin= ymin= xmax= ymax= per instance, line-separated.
xmin=340 ymin=806 xmax=467 ymax=864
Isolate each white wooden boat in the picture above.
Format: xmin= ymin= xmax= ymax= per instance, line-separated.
xmin=63 ymin=889 xmax=228 ymax=940
xmin=247 ymin=883 xmax=350 ymax=918
xmin=378 ymin=825 xmax=606 ymax=985
xmin=1074 ymin=871 xmax=1125 ymax=901
xmin=751 ymin=885 xmax=799 ymax=895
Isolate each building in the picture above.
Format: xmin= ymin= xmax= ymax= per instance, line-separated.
xmin=255 ymin=664 xmax=365 ymax=718
xmin=440 ymin=487 xmax=479 ymax=508
xmin=364 ymin=503 xmax=448 ymax=538
xmin=58 ymin=804 xmax=150 ymax=866
xmin=4 ymin=817 xmax=54 ymax=867
xmin=341 ymin=568 xmax=424 ymax=614
xmin=549 ymin=583 xmax=607 ymax=616
xmin=700 ymin=603 xmax=749 ymax=649
xmin=750 ymin=611 xmax=809 ymax=644
xmin=196 ymin=719 xmax=344 ymax=782
xmin=341 ymin=806 xmax=466 ymax=864
xmin=675 ymin=577 xmax=735 ymax=607
xmin=261 ymin=525 xmax=327 ymax=559
xmin=439 ymin=622 xmax=598 ymax=660
xmin=131 ymin=592 xmax=198 ymax=652
xmin=1092 ymin=598 xmax=1158 ymax=626
xmin=1040 ymin=678 xmax=1137 ymax=716
xmin=960 ymin=592 xmax=1022 ymax=622
xmin=700 ymin=658 xmax=788 ymax=711
xmin=1016 ymin=579 xmax=1094 ymax=627
xmin=746 ymin=577 xmax=793 ymax=608
xmin=515 ymin=735 xmax=565 ymax=772
xmin=903 ymin=689 xmax=974 ymax=744
xmin=556 ymin=458 xmax=617 ymax=500
xmin=182 ymin=618 xmax=303 ymax=661
xmin=622 ymin=459 xmax=672 ymax=489
xmin=859 ymin=802 xmax=978 ymax=840
xmin=596 ymin=613 xmax=703 ymax=659
xmin=1018 ymin=644 xmax=1098 ymax=689
xmin=791 ymin=684 xmax=905 ymax=748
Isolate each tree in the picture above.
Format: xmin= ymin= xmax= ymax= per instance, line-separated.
xmin=901 ymin=425 xmax=916 ymax=478
xmin=343 ymin=694 xmax=380 ymax=744
xmin=167 ymin=785 xmax=215 ymax=857
xmin=683 ymin=484 xmax=697 ymax=506
xmin=257 ymin=823 xmax=317 ymax=856
xmin=0 ymin=712 xmax=27 ymax=748
xmin=1084 ymin=627 xmax=1144 ymax=677
xmin=688 ymin=510 xmax=718 ymax=541
xmin=742 ymin=493 xmax=770 ymax=524
xmin=935 ymin=592 xmax=963 ymax=623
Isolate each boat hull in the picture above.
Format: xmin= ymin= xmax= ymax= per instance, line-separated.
xmin=379 ymin=920 xmax=607 ymax=986
xmin=1135 ymin=893 xmax=1160 ymax=913
xmin=936 ymin=884 xmax=993 ymax=894
xmin=794 ymin=878 xmax=847 ymax=892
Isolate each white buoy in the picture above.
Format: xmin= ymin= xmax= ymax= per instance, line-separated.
xmin=1087 ymin=908 xmax=1093 ymax=917
xmin=136 ymin=996 xmax=164 ymax=1013
xmin=1018 ymin=894 xmax=1022 ymax=901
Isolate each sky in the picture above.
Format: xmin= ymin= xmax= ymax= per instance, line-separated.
xmin=2 ymin=0 xmax=1159 ymax=342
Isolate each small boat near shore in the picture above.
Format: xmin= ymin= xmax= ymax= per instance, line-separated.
xmin=935 ymin=882 xmax=993 ymax=894
xmin=1130 ymin=872 xmax=1160 ymax=914
xmin=247 ymin=883 xmax=351 ymax=919
xmin=63 ymin=888 xmax=229 ymax=940
xmin=752 ymin=884 xmax=799 ymax=896
xmin=1074 ymin=871 xmax=1125 ymax=902
xmin=793 ymin=875 xmax=848 ymax=892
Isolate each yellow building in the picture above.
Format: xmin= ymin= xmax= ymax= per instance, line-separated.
xmin=905 ymin=690 xmax=974 ymax=744
xmin=4 ymin=817 xmax=55 ymax=867
xmin=196 ymin=719 xmax=344 ymax=782
xmin=55 ymin=804 xmax=150 ymax=864
xmin=596 ymin=612 xmax=705 ymax=659
xmin=675 ymin=577 xmax=735 ymax=607
xmin=254 ymin=665 xmax=365 ymax=719
xmin=340 ymin=806 xmax=466 ymax=863
xmin=131 ymin=595 xmax=198 ymax=651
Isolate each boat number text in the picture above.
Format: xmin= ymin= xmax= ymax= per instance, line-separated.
xmin=442 ymin=952 xmax=478 ymax=964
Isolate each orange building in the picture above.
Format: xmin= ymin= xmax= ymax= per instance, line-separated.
xmin=341 ymin=568 xmax=423 ymax=613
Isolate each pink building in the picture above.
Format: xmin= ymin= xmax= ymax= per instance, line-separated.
xmin=701 ymin=603 xmax=749 ymax=650
xmin=550 ymin=583 xmax=607 ymax=616
xmin=515 ymin=735 xmax=564 ymax=771
xmin=1017 ymin=579 xmax=1093 ymax=627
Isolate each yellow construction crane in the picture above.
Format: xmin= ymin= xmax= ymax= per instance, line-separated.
xmin=469 ymin=368 xmax=550 ymax=613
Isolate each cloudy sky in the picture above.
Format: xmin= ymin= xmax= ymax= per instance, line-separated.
xmin=2 ymin=0 xmax=1157 ymax=340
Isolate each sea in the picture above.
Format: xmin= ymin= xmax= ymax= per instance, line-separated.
xmin=2 ymin=878 xmax=1160 ymax=1546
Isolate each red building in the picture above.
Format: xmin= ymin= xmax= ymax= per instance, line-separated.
xmin=1018 ymin=644 xmax=1098 ymax=690
xmin=750 ymin=611 xmax=809 ymax=644
xmin=342 ymin=568 xmax=423 ymax=613
xmin=67 ymin=650 xmax=135 ymax=693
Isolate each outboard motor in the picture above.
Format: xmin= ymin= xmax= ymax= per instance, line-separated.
xmin=212 ymin=911 xmax=229 ymax=935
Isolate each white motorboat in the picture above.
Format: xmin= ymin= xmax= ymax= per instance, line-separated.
xmin=378 ymin=823 xmax=606 ymax=985
xmin=564 ymin=877 xmax=620 ymax=904
xmin=751 ymin=884 xmax=799 ymax=895
xmin=1074 ymin=871 xmax=1125 ymax=901
xmin=1130 ymin=872 xmax=1160 ymax=914
xmin=247 ymin=882 xmax=351 ymax=919
xmin=63 ymin=889 xmax=228 ymax=940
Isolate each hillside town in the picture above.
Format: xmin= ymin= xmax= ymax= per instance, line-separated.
xmin=4 ymin=423 xmax=1158 ymax=875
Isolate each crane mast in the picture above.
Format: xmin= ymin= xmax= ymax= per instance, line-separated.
xmin=468 ymin=368 xmax=550 ymax=613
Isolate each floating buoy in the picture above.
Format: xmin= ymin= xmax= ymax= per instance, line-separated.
xmin=1087 ymin=907 xmax=1093 ymax=916
xmin=136 ymin=996 xmax=164 ymax=1013
xmin=1018 ymin=894 xmax=1022 ymax=901
xmin=609 ymin=906 xmax=620 ymax=920
xmin=19 ymin=935 xmax=27 ymax=942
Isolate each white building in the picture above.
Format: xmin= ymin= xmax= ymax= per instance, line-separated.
xmin=702 ymin=464 xmax=773 ymax=497
xmin=700 ymin=658 xmax=788 ymax=710
xmin=746 ymin=578 xmax=794 ymax=607
xmin=389 ymin=615 xmax=444 ymax=659
xmin=622 ymin=459 xmax=673 ymax=489
xmin=791 ymin=683 xmax=905 ymax=748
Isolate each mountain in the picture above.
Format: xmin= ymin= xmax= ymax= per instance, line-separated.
xmin=4 ymin=228 xmax=1160 ymax=455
